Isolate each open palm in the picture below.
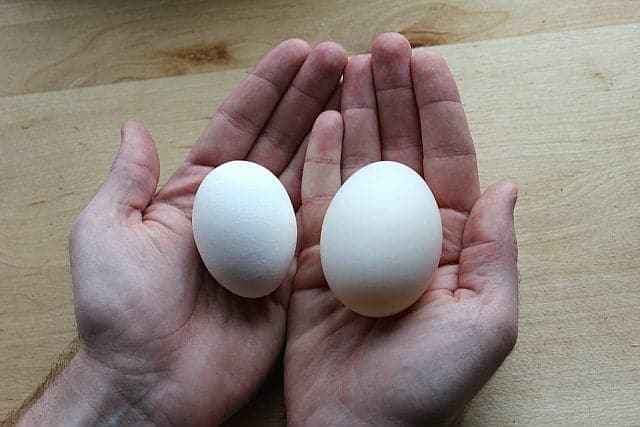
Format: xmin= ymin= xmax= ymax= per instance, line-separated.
xmin=70 ymin=40 xmax=346 ymax=425
xmin=285 ymin=34 xmax=519 ymax=426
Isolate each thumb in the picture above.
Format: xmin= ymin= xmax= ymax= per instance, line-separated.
xmin=92 ymin=120 xmax=160 ymax=217
xmin=459 ymin=181 xmax=518 ymax=300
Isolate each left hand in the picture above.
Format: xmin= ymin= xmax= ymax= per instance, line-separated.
xmin=66 ymin=40 xmax=346 ymax=425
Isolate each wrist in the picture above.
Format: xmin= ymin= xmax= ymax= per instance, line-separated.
xmin=18 ymin=346 xmax=160 ymax=426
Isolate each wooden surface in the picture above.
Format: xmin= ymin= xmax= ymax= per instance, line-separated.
xmin=2 ymin=0 xmax=640 ymax=96
xmin=1 ymin=0 xmax=639 ymax=425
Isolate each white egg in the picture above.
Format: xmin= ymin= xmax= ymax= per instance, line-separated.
xmin=320 ymin=161 xmax=442 ymax=317
xmin=192 ymin=161 xmax=297 ymax=298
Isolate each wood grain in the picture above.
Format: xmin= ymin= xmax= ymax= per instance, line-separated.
xmin=1 ymin=17 xmax=640 ymax=427
xmin=1 ymin=0 xmax=640 ymax=96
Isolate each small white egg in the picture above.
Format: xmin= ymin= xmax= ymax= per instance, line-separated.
xmin=320 ymin=161 xmax=442 ymax=317
xmin=192 ymin=161 xmax=297 ymax=298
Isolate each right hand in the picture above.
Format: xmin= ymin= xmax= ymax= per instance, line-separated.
xmin=284 ymin=33 xmax=519 ymax=426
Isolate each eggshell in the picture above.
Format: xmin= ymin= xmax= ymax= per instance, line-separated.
xmin=192 ymin=161 xmax=297 ymax=298
xmin=320 ymin=161 xmax=442 ymax=317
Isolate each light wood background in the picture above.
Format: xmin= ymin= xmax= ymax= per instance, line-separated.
xmin=1 ymin=0 xmax=639 ymax=425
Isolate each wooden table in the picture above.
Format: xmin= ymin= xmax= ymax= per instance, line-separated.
xmin=1 ymin=1 xmax=639 ymax=424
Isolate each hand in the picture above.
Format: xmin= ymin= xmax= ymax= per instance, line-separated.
xmin=285 ymin=33 xmax=518 ymax=426
xmin=65 ymin=40 xmax=346 ymax=425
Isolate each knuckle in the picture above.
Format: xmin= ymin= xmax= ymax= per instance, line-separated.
xmin=301 ymin=193 xmax=334 ymax=207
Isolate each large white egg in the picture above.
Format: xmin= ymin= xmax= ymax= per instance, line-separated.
xmin=320 ymin=161 xmax=442 ymax=317
xmin=192 ymin=161 xmax=297 ymax=298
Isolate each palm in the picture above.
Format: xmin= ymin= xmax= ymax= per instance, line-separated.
xmin=74 ymin=198 xmax=288 ymax=422
xmin=285 ymin=34 xmax=518 ymax=425
xmin=70 ymin=39 xmax=346 ymax=425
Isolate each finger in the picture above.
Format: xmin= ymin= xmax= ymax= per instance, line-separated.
xmin=341 ymin=54 xmax=381 ymax=181
xmin=279 ymin=136 xmax=308 ymax=211
xmin=325 ymin=82 xmax=343 ymax=112
xmin=294 ymin=111 xmax=343 ymax=291
xmin=91 ymin=120 xmax=160 ymax=219
xmin=187 ymin=39 xmax=311 ymax=167
xmin=459 ymin=182 xmax=518 ymax=302
xmin=412 ymin=50 xmax=480 ymax=212
xmin=371 ymin=33 xmax=423 ymax=174
xmin=280 ymin=83 xmax=344 ymax=211
xmin=301 ymin=111 xmax=343 ymax=249
xmin=247 ymin=42 xmax=347 ymax=175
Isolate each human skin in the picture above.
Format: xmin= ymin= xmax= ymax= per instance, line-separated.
xmin=11 ymin=33 xmax=518 ymax=427
xmin=14 ymin=39 xmax=347 ymax=426
xmin=284 ymin=33 xmax=519 ymax=426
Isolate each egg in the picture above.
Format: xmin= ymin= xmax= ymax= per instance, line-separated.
xmin=320 ymin=161 xmax=442 ymax=317
xmin=192 ymin=161 xmax=297 ymax=298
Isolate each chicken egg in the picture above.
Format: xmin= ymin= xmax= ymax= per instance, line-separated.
xmin=320 ymin=161 xmax=442 ymax=317
xmin=192 ymin=161 xmax=297 ymax=298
